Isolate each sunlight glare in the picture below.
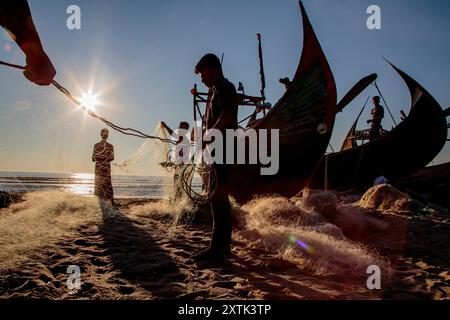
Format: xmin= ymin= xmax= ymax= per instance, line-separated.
xmin=78 ymin=91 xmax=101 ymax=111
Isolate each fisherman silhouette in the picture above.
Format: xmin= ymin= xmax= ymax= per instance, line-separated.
xmin=0 ymin=0 xmax=56 ymax=85
xmin=192 ymin=53 xmax=238 ymax=263
xmin=161 ymin=121 xmax=190 ymax=146
xmin=367 ymin=96 xmax=385 ymax=141
xmin=92 ymin=129 xmax=115 ymax=206
xmin=161 ymin=121 xmax=190 ymax=200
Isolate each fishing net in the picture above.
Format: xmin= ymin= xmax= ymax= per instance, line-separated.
xmin=113 ymin=122 xmax=171 ymax=173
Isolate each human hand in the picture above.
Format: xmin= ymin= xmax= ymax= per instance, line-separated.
xmin=23 ymin=52 xmax=56 ymax=86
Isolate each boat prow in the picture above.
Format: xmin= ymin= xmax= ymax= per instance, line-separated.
xmin=228 ymin=1 xmax=337 ymax=203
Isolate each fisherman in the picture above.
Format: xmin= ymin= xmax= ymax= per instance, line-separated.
xmin=0 ymin=0 xmax=56 ymax=85
xmin=161 ymin=121 xmax=190 ymax=146
xmin=92 ymin=129 xmax=115 ymax=206
xmin=367 ymin=96 xmax=385 ymax=141
xmin=193 ymin=53 xmax=238 ymax=262
xmin=279 ymin=77 xmax=292 ymax=91
xmin=160 ymin=121 xmax=190 ymax=200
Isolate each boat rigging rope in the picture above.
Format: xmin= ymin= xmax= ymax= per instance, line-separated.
xmin=351 ymin=146 xmax=365 ymax=188
xmin=238 ymin=111 xmax=257 ymax=125
xmin=0 ymin=60 xmax=175 ymax=145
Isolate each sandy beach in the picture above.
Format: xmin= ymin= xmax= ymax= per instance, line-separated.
xmin=0 ymin=184 xmax=449 ymax=300
xmin=1 ymin=0 xmax=449 ymax=307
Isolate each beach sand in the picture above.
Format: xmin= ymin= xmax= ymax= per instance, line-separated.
xmin=0 ymin=185 xmax=449 ymax=300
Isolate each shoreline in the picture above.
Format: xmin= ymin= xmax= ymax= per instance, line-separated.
xmin=0 ymin=190 xmax=162 ymax=209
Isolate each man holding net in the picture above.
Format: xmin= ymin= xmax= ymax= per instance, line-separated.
xmin=192 ymin=53 xmax=238 ymax=263
xmin=161 ymin=121 xmax=191 ymax=200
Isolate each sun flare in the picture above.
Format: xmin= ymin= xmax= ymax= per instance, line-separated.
xmin=78 ymin=91 xmax=101 ymax=111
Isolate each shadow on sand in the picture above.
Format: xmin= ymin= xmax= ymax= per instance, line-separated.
xmin=98 ymin=200 xmax=186 ymax=297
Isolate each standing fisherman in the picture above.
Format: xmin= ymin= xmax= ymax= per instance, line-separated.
xmin=161 ymin=121 xmax=191 ymax=200
xmin=193 ymin=53 xmax=238 ymax=262
xmin=92 ymin=129 xmax=115 ymax=206
xmin=0 ymin=0 xmax=56 ymax=85
xmin=367 ymin=96 xmax=385 ymax=141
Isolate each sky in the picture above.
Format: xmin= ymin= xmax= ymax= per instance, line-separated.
xmin=0 ymin=0 xmax=449 ymax=176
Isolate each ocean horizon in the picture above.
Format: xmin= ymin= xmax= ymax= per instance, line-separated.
xmin=0 ymin=171 xmax=172 ymax=199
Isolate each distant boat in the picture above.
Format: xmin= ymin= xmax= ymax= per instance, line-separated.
xmin=228 ymin=1 xmax=337 ymax=203
xmin=312 ymin=63 xmax=449 ymax=190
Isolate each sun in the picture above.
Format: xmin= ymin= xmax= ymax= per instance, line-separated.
xmin=78 ymin=91 xmax=101 ymax=111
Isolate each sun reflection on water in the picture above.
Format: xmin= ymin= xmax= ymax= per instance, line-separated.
xmin=67 ymin=173 xmax=95 ymax=195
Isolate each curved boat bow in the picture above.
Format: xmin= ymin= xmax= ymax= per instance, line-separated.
xmin=228 ymin=1 xmax=337 ymax=203
xmin=313 ymin=62 xmax=448 ymax=190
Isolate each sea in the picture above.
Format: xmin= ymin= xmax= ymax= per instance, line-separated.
xmin=0 ymin=171 xmax=172 ymax=199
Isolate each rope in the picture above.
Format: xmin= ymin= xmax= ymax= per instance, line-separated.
xmin=1 ymin=60 xmax=221 ymax=201
xmin=179 ymin=163 xmax=217 ymax=204
xmin=324 ymin=153 xmax=329 ymax=190
xmin=351 ymin=147 xmax=364 ymax=188
xmin=328 ymin=143 xmax=335 ymax=153
xmin=0 ymin=60 xmax=175 ymax=144
xmin=238 ymin=111 xmax=256 ymax=125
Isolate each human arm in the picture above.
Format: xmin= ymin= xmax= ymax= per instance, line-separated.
xmin=376 ymin=107 xmax=385 ymax=121
xmin=209 ymin=83 xmax=238 ymax=132
xmin=0 ymin=0 xmax=56 ymax=85
xmin=107 ymin=145 xmax=115 ymax=162
xmin=92 ymin=143 xmax=109 ymax=162
xmin=160 ymin=121 xmax=174 ymax=136
xmin=370 ymin=109 xmax=384 ymax=122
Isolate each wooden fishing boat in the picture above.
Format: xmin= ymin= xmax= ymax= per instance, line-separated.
xmin=312 ymin=63 xmax=448 ymax=190
xmin=227 ymin=1 xmax=337 ymax=203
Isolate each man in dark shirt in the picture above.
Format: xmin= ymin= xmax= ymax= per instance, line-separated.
xmin=92 ymin=129 xmax=115 ymax=205
xmin=0 ymin=0 xmax=56 ymax=85
xmin=367 ymin=96 xmax=385 ymax=141
xmin=193 ymin=53 xmax=238 ymax=262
